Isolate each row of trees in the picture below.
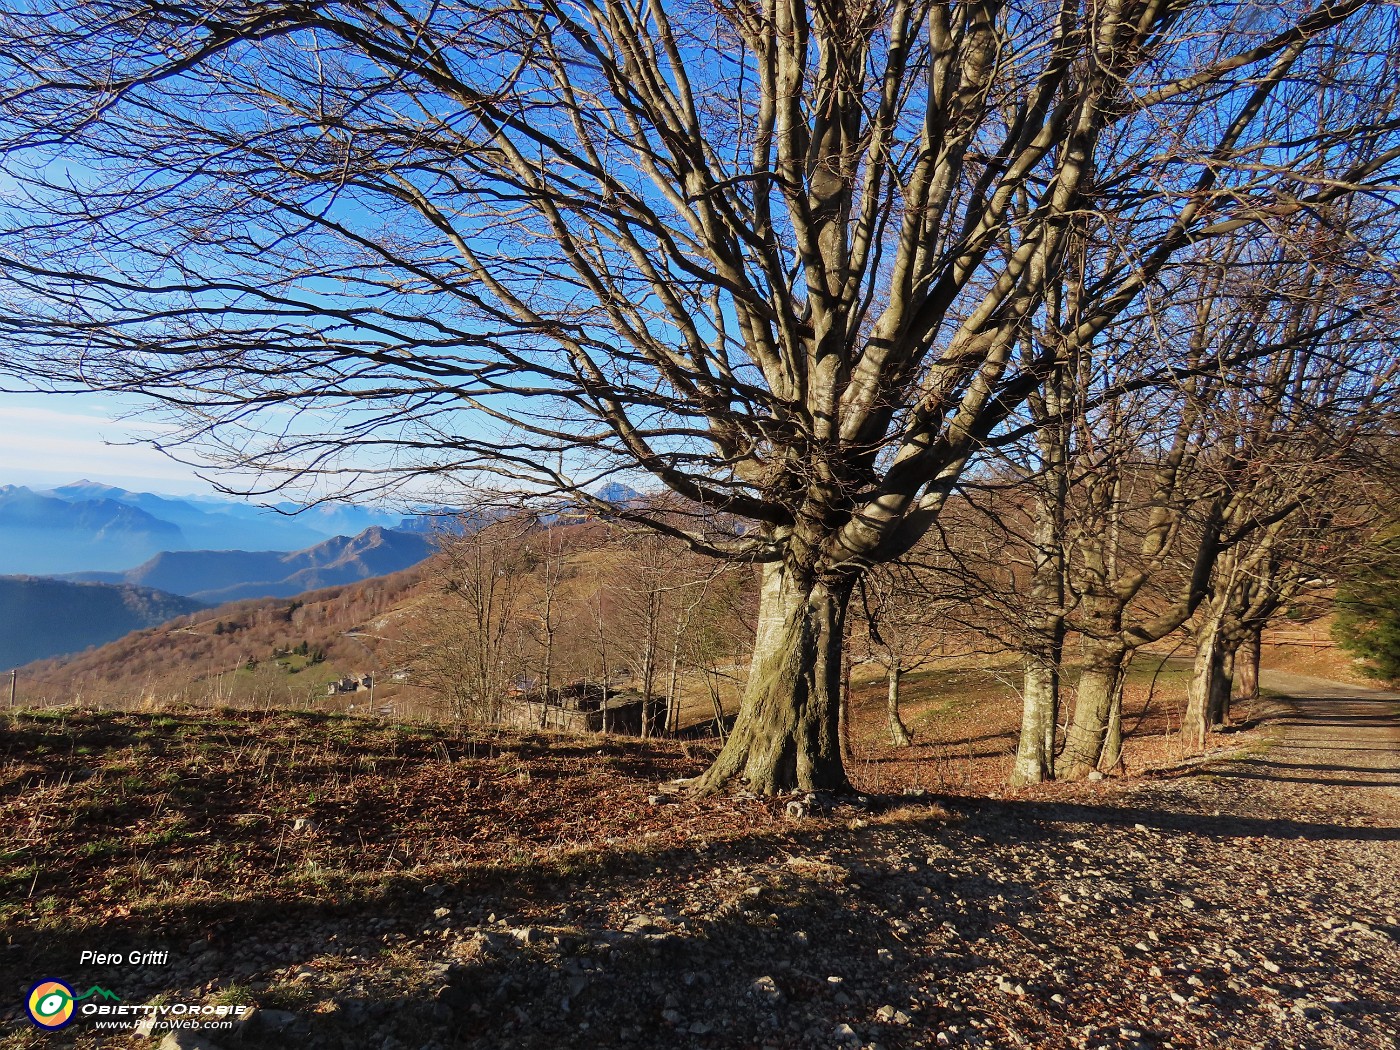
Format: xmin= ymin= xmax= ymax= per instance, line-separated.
xmin=2 ymin=0 xmax=1399 ymax=793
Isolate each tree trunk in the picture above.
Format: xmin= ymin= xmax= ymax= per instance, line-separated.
xmin=1010 ymin=658 xmax=1058 ymax=786
xmin=1208 ymin=640 xmax=1235 ymax=728
xmin=695 ymin=562 xmax=853 ymax=795
xmin=665 ymin=643 xmax=681 ymax=736
xmin=887 ymin=657 xmax=913 ymax=747
xmin=1183 ymin=618 xmax=1221 ymax=753
xmin=1061 ymin=651 xmax=1125 ymax=779
xmin=840 ymin=642 xmax=853 ymax=763
xmin=1234 ymin=626 xmax=1261 ymax=702
xmin=1101 ymin=671 xmax=1126 ymax=773
xmin=1010 ymin=369 xmax=1068 ymax=787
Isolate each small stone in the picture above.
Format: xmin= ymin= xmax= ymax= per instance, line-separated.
xmin=750 ymin=975 xmax=782 ymax=1003
xmin=512 ymin=926 xmax=548 ymax=945
xmin=1086 ymin=770 xmax=1105 ymax=781
xmin=833 ymin=1023 xmax=859 ymax=1043
xmin=292 ymin=816 xmax=317 ymax=833
xmin=876 ymin=1005 xmax=897 ymax=1022
xmin=433 ymin=907 xmax=451 ymax=919
xmin=793 ymin=930 xmax=810 ymax=947
xmin=661 ymin=1008 xmax=683 ymax=1025
xmin=1179 ymin=897 xmax=1197 ymax=910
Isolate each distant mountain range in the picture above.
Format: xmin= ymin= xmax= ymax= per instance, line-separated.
xmin=0 ymin=479 xmax=655 ymax=674
xmin=0 ymin=481 xmax=430 ymax=575
xmin=0 ymin=486 xmax=186 ymax=575
xmin=0 ymin=576 xmax=206 ymax=669
xmin=63 ymin=526 xmax=436 ymax=603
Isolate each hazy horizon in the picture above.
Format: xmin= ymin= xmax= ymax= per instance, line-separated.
xmin=0 ymin=389 xmax=220 ymax=496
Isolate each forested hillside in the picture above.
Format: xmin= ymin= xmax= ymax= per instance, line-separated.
xmin=13 ymin=568 xmax=425 ymax=708
xmin=0 ymin=577 xmax=205 ymax=667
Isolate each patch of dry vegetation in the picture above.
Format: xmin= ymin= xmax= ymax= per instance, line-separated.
xmin=0 ymin=708 xmax=784 ymax=937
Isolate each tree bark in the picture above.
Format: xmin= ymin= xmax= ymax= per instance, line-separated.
xmin=1183 ymin=617 xmax=1221 ymax=753
xmin=1061 ymin=651 xmax=1126 ymax=779
xmin=1208 ymin=638 xmax=1236 ymax=728
xmin=695 ymin=562 xmax=853 ymax=795
xmin=1234 ymin=626 xmax=1261 ymax=702
xmin=1101 ymin=672 xmax=1126 ymax=773
xmin=887 ymin=657 xmax=913 ymax=747
xmin=1011 ymin=658 xmax=1058 ymax=786
xmin=1010 ymin=359 xmax=1070 ymax=787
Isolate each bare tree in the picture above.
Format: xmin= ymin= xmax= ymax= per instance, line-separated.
xmin=1056 ymin=216 xmax=1400 ymax=775
xmin=2 ymin=0 xmax=1398 ymax=792
xmin=853 ymin=561 xmax=956 ymax=747
xmin=406 ymin=521 xmax=533 ymax=721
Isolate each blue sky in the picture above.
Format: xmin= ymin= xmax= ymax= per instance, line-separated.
xmin=0 ymin=389 xmax=217 ymax=495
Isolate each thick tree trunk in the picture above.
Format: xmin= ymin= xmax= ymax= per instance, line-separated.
xmin=887 ymin=658 xmax=913 ymax=746
xmin=1208 ymin=641 xmax=1235 ymax=728
xmin=1234 ymin=626 xmax=1261 ymax=702
xmin=695 ymin=562 xmax=853 ymax=795
xmin=1009 ymin=373 xmax=1068 ymax=787
xmin=1061 ymin=651 xmax=1125 ymax=779
xmin=1010 ymin=658 xmax=1058 ymax=786
xmin=1183 ymin=618 xmax=1221 ymax=753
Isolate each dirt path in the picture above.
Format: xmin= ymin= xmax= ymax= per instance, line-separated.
xmin=1252 ymin=670 xmax=1400 ymax=804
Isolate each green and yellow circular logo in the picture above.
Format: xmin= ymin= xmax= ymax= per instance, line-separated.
xmin=26 ymin=979 xmax=76 ymax=1030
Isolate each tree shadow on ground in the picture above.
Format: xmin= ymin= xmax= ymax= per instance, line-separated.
xmin=7 ymin=779 xmax=1399 ymax=1049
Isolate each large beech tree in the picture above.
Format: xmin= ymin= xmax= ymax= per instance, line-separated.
xmin=2 ymin=0 xmax=1398 ymax=792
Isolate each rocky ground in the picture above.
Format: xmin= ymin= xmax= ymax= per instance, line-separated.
xmin=3 ymin=672 xmax=1398 ymax=1050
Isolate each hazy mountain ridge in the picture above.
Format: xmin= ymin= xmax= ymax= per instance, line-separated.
xmin=0 ymin=576 xmax=207 ymax=669
xmin=47 ymin=480 xmax=391 ymax=553
xmin=64 ymin=525 xmax=435 ymax=603
xmin=0 ymin=485 xmax=187 ymax=574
